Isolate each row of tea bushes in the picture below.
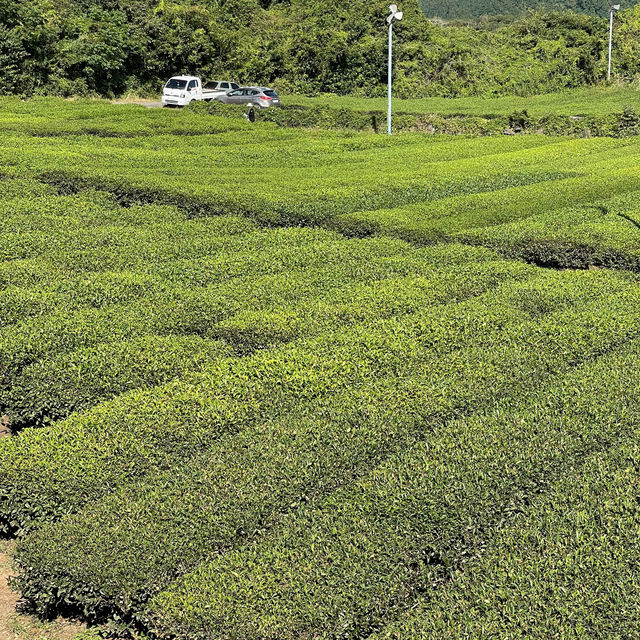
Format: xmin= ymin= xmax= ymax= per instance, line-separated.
xmin=372 ymin=371 xmax=640 ymax=639
xmin=329 ymin=165 xmax=640 ymax=245
xmin=3 ymin=336 xmax=232 ymax=432
xmin=3 ymin=97 xmax=639 ymax=139
xmin=2 ymin=172 xmax=533 ymax=428
xmin=2 ymin=255 xmax=529 ymax=430
xmin=10 ymin=269 xmax=640 ymax=627
xmin=191 ymin=101 xmax=640 ymax=138
xmin=31 ymin=164 xmax=573 ymax=228
xmin=8 ymin=124 xmax=640 ymax=269
xmin=0 ymin=258 xmax=540 ymax=534
xmin=147 ymin=328 xmax=640 ymax=640
xmin=7 ymin=125 xmax=631 ymax=229
xmin=0 ymin=98 xmax=256 ymax=138
xmin=0 ymin=281 xmax=275 ymax=400
xmin=0 ymin=271 xmax=169 ymax=328
xmin=456 ymin=189 xmax=640 ymax=271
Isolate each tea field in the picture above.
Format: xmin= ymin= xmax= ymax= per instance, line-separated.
xmin=2 ymin=98 xmax=640 ymax=639
xmin=288 ymin=85 xmax=640 ymax=117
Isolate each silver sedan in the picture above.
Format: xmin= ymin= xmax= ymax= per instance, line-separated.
xmin=216 ymin=87 xmax=281 ymax=108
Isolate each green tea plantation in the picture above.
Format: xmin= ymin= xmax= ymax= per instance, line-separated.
xmin=1 ymin=97 xmax=640 ymax=640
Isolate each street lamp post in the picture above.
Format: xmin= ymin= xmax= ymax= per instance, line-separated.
xmin=387 ymin=4 xmax=403 ymax=135
xmin=608 ymin=4 xmax=620 ymax=82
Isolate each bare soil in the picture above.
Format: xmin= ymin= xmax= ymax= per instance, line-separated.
xmin=0 ymin=541 xmax=84 ymax=640
xmin=112 ymin=100 xmax=163 ymax=109
xmin=0 ymin=417 xmax=9 ymax=439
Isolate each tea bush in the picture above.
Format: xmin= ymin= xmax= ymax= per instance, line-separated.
xmin=456 ymin=189 xmax=640 ymax=270
xmin=10 ymin=270 xmax=640 ymax=626
xmin=4 ymin=99 xmax=640 ymax=640
xmin=191 ymin=99 xmax=640 ymax=137
xmin=148 ymin=333 xmax=640 ymax=640
xmin=0 ymin=255 xmax=537 ymax=534
xmin=3 ymin=336 xmax=232 ymax=431
xmin=372 ymin=377 xmax=640 ymax=639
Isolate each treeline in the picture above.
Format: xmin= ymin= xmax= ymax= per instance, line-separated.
xmin=1 ymin=0 xmax=640 ymax=98
xmin=419 ymin=0 xmax=617 ymax=19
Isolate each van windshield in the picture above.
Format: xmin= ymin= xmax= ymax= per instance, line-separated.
xmin=166 ymin=79 xmax=187 ymax=89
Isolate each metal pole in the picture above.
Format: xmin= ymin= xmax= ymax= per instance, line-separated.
xmin=388 ymin=20 xmax=393 ymax=136
xmin=608 ymin=8 xmax=614 ymax=81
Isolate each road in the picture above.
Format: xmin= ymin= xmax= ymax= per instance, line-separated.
xmin=113 ymin=100 xmax=163 ymax=109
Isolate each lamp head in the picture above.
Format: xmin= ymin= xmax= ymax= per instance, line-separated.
xmin=387 ymin=4 xmax=403 ymax=23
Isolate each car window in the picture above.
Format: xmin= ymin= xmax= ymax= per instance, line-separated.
xmin=187 ymin=80 xmax=197 ymax=90
xmin=204 ymin=82 xmax=219 ymax=90
xmin=166 ymin=79 xmax=187 ymax=89
xmin=263 ymin=90 xmax=278 ymax=97
xmin=229 ymin=90 xmax=242 ymax=96
xmin=220 ymin=83 xmax=229 ymax=89
xmin=231 ymin=83 xmax=239 ymax=89
xmin=250 ymin=90 xmax=260 ymax=96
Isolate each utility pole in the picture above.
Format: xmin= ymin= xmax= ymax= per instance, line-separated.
xmin=608 ymin=4 xmax=620 ymax=82
xmin=387 ymin=4 xmax=403 ymax=135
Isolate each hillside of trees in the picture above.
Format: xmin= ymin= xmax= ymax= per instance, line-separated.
xmin=419 ymin=0 xmax=621 ymax=20
xmin=1 ymin=0 xmax=639 ymax=98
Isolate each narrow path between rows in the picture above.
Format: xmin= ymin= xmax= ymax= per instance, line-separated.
xmin=0 ymin=541 xmax=84 ymax=640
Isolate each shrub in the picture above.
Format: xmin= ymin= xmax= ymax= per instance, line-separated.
xmin=373 ymin=395 xmax=640 ymax=639
xmin=10 ymin=270 xmax=640 ymax=628
xmin=617 ymin=105 xmax=640 ymax=137
xmin=0 ymin=250 xmax=535 ymax=534
xmin=147 ymin=335 xmax=640 ymax=640
xmin=3 ymin=335 xmax=232 ymax=431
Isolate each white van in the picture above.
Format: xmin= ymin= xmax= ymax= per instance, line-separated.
xmin=162 ymin=76 xmax=240 ymax=107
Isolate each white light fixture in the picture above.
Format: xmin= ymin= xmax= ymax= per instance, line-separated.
xmin=608 ymin=3 xmax=621 ymax=81
xmin=387 ymin=4 xmax=403 ymax=135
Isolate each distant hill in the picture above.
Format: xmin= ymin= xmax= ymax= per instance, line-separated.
xmin=420 ymin=0 xmax=615 ymax=19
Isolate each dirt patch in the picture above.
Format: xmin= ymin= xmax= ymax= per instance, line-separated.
xmin=112 ymin=100 xmax=163 ymax=109
xmin=0 ymin=417 xmax=9 ymax=439
xmin=0 ymin=541 xmax=84 ymax=640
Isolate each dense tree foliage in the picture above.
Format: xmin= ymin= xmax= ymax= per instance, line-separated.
xmin=0 ymin=0 xmax=638 ymax=97
xmin=419 ymin=0 xmax=614 ymax=20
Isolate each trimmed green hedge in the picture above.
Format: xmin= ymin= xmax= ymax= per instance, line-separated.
xmin=331 ymin=163 xmax=640 ymax=252
xmin=0 ymin=100 xmax=256 ymax=139
xmin=147 ymin=329 xmax=640 ymax=640
xmin=373 ymin=374 xmax=640 ymax=639
xmin=9 ymin=119 xmax=617 ymax=231
xmin=10 ymin=269 xmax=640 ymax=628
xmin=3 ymin=335 xmax=232 ymax=431
xmin=0 ymin=251 xmax=534 ymax=534
xmin=455 ymin=189 xmax=640 ymax=271
xmin=0 ymin=287 xmax=241 ymax=400
xmin=1 ymin=207 xmax=525 ymax=428
xmin=189 ymin=101 xmax=640 ymax=138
